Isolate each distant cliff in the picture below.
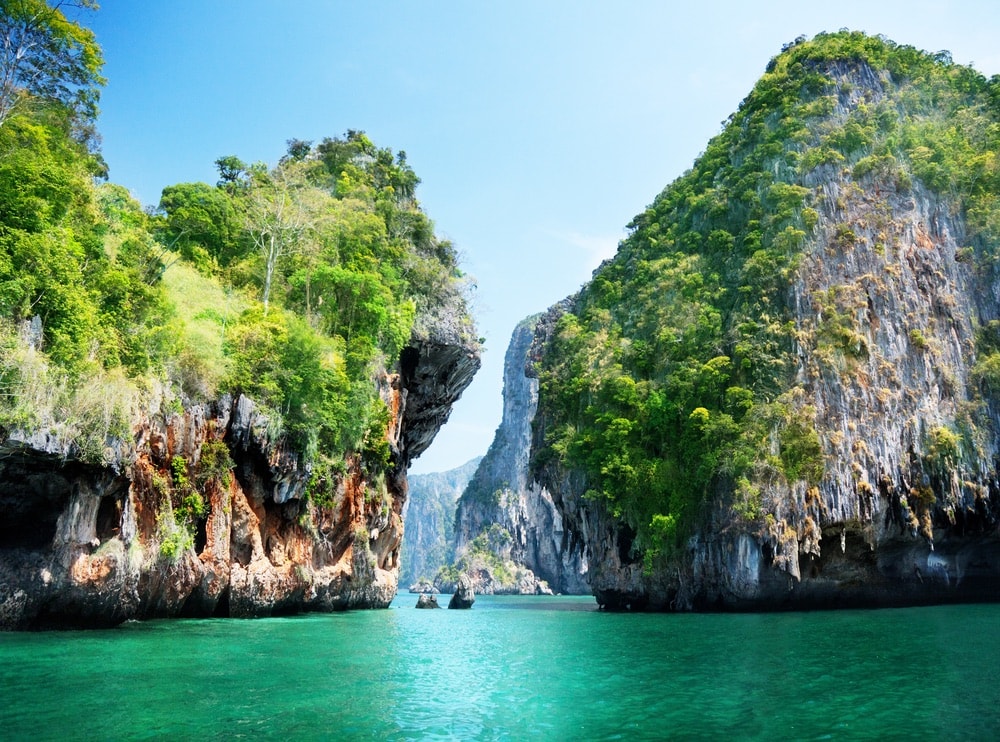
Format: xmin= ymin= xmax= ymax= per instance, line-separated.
xmin=449 ymin=316 xmax=588 ymax=594
xmin=531 ymin=32 xmax=1000 ymax=610
xmin=400 ymin=457 xmax=481 ymax=589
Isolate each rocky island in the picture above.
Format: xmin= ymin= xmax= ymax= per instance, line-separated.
xmin=530 ymin=32 xmax=1000 ymax=610
xmin=437 ymin=316 xmax=589 ymax=596
xmin=0 ymin=21 xmax=480 ymax=629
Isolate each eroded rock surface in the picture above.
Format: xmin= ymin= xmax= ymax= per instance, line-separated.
xmin=415 ymin=594 xmax=441 ymax=609
xmin=448 ymin=574 xmax=475 ymax=609
xmin=0 ymin=331 xmax=479 ymax=629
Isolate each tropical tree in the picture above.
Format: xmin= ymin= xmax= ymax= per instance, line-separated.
xmin=0 ymin=0 xmax=104 ymax=129
xmin=243 ymin=163 xmax=325 ymax=314
xmin=214 ymin=154 xmax=248 ymax=192
xmin=158 ymin=181 xmax=243 ymax=267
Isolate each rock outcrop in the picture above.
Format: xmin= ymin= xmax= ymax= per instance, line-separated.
xmin=448 ymin=574 xmax=475 ymax=609
xmin=451 ymin=316 xmax=588 ymax=594
xmin=433 ymin=540 xmax=555 ymax=597
xmin=415 ymin=593 xmax=441 ymax=608
xmin=408 ymin=578 xmax=436 ymax=594
xmin=0 ymin=330 xmax=479 ymax=629
xmin=530 ymin=35 xmax=1000 ymax=611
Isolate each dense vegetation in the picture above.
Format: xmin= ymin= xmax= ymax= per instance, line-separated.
xmin=156 ymin=130 xmax=475 ymax=479
xmin=532 ymin=31 xmax=1000 ymax=567
xmin=0 ymin=3 xmax=475 ymax=502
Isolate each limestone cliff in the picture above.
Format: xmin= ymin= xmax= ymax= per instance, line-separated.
xmin=451 ymin=316 xmax=588 ymax=594
xmin=399 ymin=456 xmax=481 ymax=589
xmin=0 ymin=330 xmax=479 ymax=629
xmin=530 ymin=34 xmax=1000 ymax=610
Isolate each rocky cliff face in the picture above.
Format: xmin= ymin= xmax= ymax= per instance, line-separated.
xmin=531 ymin=37 xmax=1000 ymax=610
xmin=399 ymin=456 xmax=481 ymax=589
xmin=0 ymin=332 xmax=479 ymax=629
xmin=453 ymin=316 xmax=588 ymax=594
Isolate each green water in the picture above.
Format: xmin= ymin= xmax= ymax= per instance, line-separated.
xmin=1 ymin=596 xmax=998 ymax=740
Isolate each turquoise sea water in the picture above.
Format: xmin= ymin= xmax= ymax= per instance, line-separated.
xmin=1 ymin=596 xmax=999 ymax=740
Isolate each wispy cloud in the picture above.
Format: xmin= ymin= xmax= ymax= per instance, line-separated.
xmin=546 ymin=229 xmax=622 ymax=273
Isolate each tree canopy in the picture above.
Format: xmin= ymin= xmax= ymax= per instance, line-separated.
xmin=0 ymin=0 xmax=104 ymax=131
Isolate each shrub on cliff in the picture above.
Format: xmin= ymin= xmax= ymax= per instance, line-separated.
xmin=154 ymin=133 xmax=477 ymax=469
xmin=435 ymin=524 xmax=517 ymax=591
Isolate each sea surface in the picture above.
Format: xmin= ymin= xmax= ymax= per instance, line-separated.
xmin=1 ymin=595 xmax=999 ymax=740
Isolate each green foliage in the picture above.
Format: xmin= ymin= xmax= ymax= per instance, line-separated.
xmin=1 ymin=80 xmax=466 ymax=484
xmin=909 ymin=328 xmax=928 ymax=349
xmin=973 ymin=321 xmax=1000 ymax=396
xmin=177 ymin=490 xmax=206 ymax=524
xmin=0 ymin=97 xmax=177 ymax=376
xmin=305 ymin=456 xmax=343 ymax=509
xmin=152 ymin=445 xmax=233 ymax=557
xmin=157 ymin=182 xmax=245 ymax=269
xmin=68 ymin=367 xmax=143 ymax=464
xmin=0 ymin=11 xmax=472 ymax=510
xmin=814 ymin=287 xmax=867 ymax=362
xmin=438 ymin=524 xmax=516 ymax=588
xmin=532 ymin=26 xmax=824 ymax=556
xmin=159 ymin=259 xmax=240 ymax=399
xmin=762 ymin=31 xmax=1000 ymax=255
xmin=0 ymin=9 xmax=468 ymax=476
xmin=0 ymin=318 xmax=146 ymax=466
xmin=926 ymin=425 xmax=962 ymax=473
xmin=972 ymin=351 xmax=1000 ymax=395
xmin=214 ymin=155 xmax=249 ymax=191
xmin=778 ymin=414 xmax=824 ymax=486
xmin=0 ymin=0 xmax=105 ymax=131
xmin=170 ymin=455 xmax=189 ymax=488
xmin=207 ymin=131 xmax=473 ymax=468
xmin=157 ymin=503 xmax=192 ymax=562
xmin=360 ymin=398 xmax=392 ymax=474
xmin=225 ymin=306 xmax=360 ymax=458
xmin=165 ymin=454 xmax=207 ymax=526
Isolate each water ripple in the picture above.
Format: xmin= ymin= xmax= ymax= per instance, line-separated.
xmin=1 ymin=597 xmax=998 ymax=739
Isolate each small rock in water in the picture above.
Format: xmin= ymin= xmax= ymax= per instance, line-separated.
xmin=448 ymin=574 xmax=475 ymax=609
xmin=415 ymin=594 xmax=441 ymax=609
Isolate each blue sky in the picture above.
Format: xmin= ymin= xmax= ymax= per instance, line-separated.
xmin=87 ymin=1 xmax=1000 ymax=474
